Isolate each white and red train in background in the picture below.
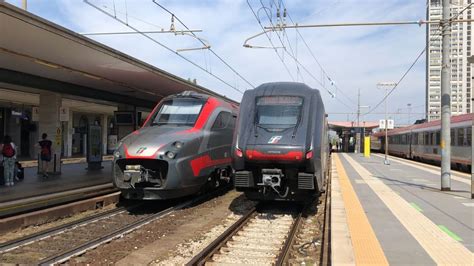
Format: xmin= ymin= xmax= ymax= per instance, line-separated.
xmin=371 ymin=113 xmax=472 ymax=171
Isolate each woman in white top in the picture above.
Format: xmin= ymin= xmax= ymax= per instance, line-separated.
xmin=1 ymin=135 xmax=17 ymax=186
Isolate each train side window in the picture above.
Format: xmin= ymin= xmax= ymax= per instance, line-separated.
xmin=424 ymin=132 xmax=430 ymax=145
xmin=451 ymin=129 xmax=456 ymax=146
xmin=401 ymin=134 xmax=406 ymax=145
xmin=418 ymin=133 xmax=423 ymax=145
xmin=430 ymin=132 xmax=435 ymax=146
xmin=457 ymin=128 xmax=465 ymax=146
xmin=467 ymin=127 xmax=472 ymax=146
xmin=208 ymin=111 xmax=233 ymax=149
xmin=435 ymin=131 xmax=440 ymax=145
xmin=211 ymin=111 xmax=231 ymax=130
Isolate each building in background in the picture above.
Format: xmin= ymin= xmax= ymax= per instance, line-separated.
xmin=426 ymin=0 xmax=472 ymax=121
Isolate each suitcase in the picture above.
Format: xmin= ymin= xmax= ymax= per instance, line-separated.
xmin=16 ymin=163 xmax=24 ymax=181
xmin=0 ymin=164 xmax=4 ymax=185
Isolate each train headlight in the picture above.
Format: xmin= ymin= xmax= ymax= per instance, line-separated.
xmin=166 ymin=151 xmax=176 ymax=159
xmin=235 ymin=148 xmax=243 ymax=158
xmin=114 ymin=151 xmax=121 ymax=159
xmin=173 ymin=141 xmax=184 ymax=149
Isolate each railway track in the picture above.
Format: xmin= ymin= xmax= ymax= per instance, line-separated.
xmin=188 ymin=161 xmax=332 ymax=266
xmin=187 ymin=204 xmax=306 ymax=266
xmin=0 ymin=186 xmax=230 ymax=265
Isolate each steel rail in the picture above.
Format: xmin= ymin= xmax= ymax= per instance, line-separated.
xmin=38 ymin=185 xmax=232 ymax=265
xmin=0 ymin=203 xmax=135 ymax=253
xmin=321 ymin=158 xmax=332 ymax=266
xmin=275 ymin=209 xmax=305 ymax=265
xmin=186 ymin=206 xmax=257 ymax=266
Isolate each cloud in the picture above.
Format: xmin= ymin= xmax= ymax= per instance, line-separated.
xmin=7 ymin=0 xmax=428 ymax=123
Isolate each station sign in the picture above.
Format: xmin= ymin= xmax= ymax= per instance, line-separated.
xmin=32 ymin=107 xmax=39 ymax=121
xmin=59 ymin=107 xmax=69 ymax=121
xmin=379 ymin=119 xmax=394 ymax=129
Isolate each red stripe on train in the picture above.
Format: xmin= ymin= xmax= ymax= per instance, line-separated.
xmin=245 ymin=150 xmax=303 ymax=161
xmin=190 ymin=155 xmax=231 ymax=176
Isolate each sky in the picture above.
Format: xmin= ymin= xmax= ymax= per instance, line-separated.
xmin=6 ymin=0 xmax=428 ymax=124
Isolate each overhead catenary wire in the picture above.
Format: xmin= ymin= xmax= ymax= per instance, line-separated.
xmin=246 ymin=0 xmax=296 ymax=81
xmin=84 ymin=0 xmax=245 ymax=95
xmin=259 ymin=0 xmax=299 ymax=79
xmin=250 ymin=0 xmax=344 ymax=100
xmin=151 ymin=0 xmax=255 ymax=90
xmin=272 ymin=0 xmax=357 ymax=107
xmin=364 ymin=2 xmax=473 ymax=116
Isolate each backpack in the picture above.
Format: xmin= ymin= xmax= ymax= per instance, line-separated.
xmin=41 ymin=144 xmax=50 ymax=157
xmin=2 ymin=143 xmax=15 ymax=158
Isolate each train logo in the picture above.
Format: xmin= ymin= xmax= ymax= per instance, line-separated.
xmin=268 ymin=136 xmax=282 ymax=144
xmin=136 ymin=147 xmax=147 ymax=154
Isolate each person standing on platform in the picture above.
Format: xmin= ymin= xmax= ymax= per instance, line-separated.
xmin=37 ymin=133 xmax=52 ymax=179
xmin=0 ymin=138 xmax=4 ymax=185
xmin=1 ymin=135 xmax=17 ymax=186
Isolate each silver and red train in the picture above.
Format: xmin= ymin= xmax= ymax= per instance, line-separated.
xmin=371 ymin=113 xmax=472 ymax=171
xmin=112 ymin=91 xmax=238 ymax=200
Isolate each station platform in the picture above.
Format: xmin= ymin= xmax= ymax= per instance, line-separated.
xmin=331 ymin=153 xmax=473 ymax=265
xmin=0 ymin=161 xmax=113 ymax=204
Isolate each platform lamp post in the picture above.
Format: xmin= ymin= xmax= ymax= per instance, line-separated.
xmin=377 ymin=82 xmax=397 ymax=165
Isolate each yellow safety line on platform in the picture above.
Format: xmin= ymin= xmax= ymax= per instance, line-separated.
xmin=342 ymin=153 xmax=473 ymax=265
xmin=334 ymin=154 xmax=389 ymax=265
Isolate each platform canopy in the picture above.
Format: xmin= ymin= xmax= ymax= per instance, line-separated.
xmin=329 ymin=121 xmax=379 ymax=130
xmin=0 ymin=2 xmax=234 ymax=108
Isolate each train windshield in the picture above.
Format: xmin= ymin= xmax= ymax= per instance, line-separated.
xmin=256 ymin=96 xmax=303 ymax=129
xmin=151 ymin=98 xmax=204 ymax=126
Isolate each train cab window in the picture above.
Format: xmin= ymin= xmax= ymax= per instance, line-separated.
xmin=435 ymin=131 xmax=440 ymax=145
xmin=256 ymin=96 xmax=303 ymax=129
xmin=467 ymin=127 xmax=472 ymax=146
xmin=457 ymin=128 xmax=465 ymax=146
xmin=151 ymin=98 xmax=204 ymax=126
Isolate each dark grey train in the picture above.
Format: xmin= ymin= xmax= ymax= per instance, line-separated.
xmin=112 ymin=92 xmax=238 ymax=200
xmin=232 ymin=82 xmax=329 ymax=201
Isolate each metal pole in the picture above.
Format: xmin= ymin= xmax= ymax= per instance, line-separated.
xmin=407 ymin=103 xmax=411 ymax=125
xmin=440 ymin=0 xmax=451 ymax=191
xmin=384 ymin=87 xmax=389 ymax=165
xmin=356 ymin=88 xmax=360 ymax=153
xmin=471 ymin=113 xmax=473 ymax=199
xmin=22 ymin=0 xmax=26 ymax=10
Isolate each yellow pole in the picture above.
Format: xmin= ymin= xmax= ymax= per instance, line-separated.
xmin=364 ymin=136 xmax=370 ymax=158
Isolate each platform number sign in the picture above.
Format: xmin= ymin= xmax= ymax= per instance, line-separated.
xmin=379 ymin=119 xmax=395 ymax=129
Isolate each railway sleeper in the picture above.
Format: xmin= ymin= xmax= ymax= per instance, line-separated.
xmin=226 ymin=242 xmax=283 ymax=250
xmin=217 ymin=248 xmax=278 ymax=257
xmin=231 ymin=235 xmax=285 ymax=245
xmin=211 ymin=253 xmax=276 ymax=262
xmin=208 ymin=257 xmax=273 ymax=266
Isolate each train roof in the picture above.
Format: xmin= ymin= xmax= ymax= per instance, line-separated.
xmin=374 ymin=113 xmax=473 ymax=137
xmin=250 ymin=82 xmax=321 ymax=97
